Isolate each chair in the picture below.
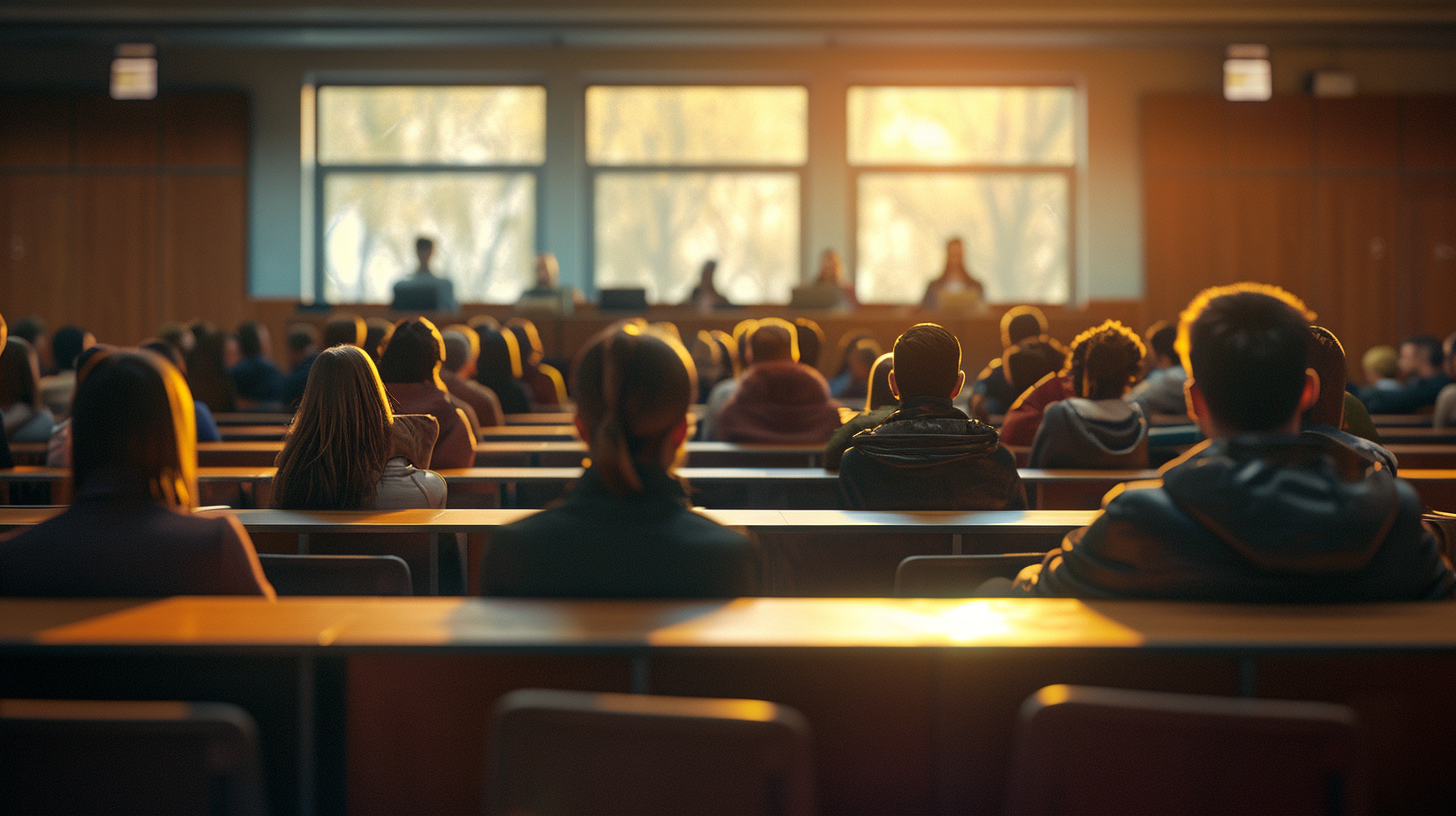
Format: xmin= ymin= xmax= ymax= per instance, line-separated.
xmin=0 ymin=698 xmax=266 ymax=815
xmin=894 ymin=553 xmax=1046 ymax=597
xmin=487 ymin=689 xmax=815 ymax=816
xmin=1004 ymin=685 xmax=1369 ymax=815
xmin=258 ymin=553 xmax=413 ymax=596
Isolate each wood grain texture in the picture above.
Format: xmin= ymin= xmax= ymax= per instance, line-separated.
xmin=0 ymin=92 xmax=73 ymax=168
xmin=74 ymin=93 xmax=159 ymax=168
xmin=1401 ymin=97 xmax=1456 ymax=170
xmin=161 ymin=174 xmax=250 ymax=329
xmin=72 ymin=174 xmax=160 ymax=344
xmin=0 ymin=174 xmax=72 ymax=327
xmin=163 ymin=92 xmax=248 ymax=168
xmin=1316 ymin=96 xmax=1401 ymax=170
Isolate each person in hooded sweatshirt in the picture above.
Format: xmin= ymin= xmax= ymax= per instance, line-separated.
xmin=838 ymin=323 xmax=1026 ymax=511
xmin=1028 ymin=320 xmax=1149 ymax=470
xmin=1013 ymin=283 xmax=1454 ymax=602
xmin=714 ymin=318 xmax=843 ymax=444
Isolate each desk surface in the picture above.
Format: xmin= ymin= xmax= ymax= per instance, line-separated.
xmin=5 ymin=595 xmax=1456 ymax=652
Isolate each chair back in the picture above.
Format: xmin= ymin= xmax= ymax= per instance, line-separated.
xmin=1005 ymin=684 xmax=1369 ymax=815
xmin=0 ymin=698 xmax=265 ymax=815
xmin=259 ymin=553 xmax=413 ymax=596
xmin=894 ymin=553 xmax=1046 ymax=597
xmin=487 ymin=689 xmax=815 ymax=816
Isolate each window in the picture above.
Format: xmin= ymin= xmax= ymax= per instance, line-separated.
xmin=587 ymin=85 xmax=806 ymax=304
xmin=313 ymin=85 xmax=545 ymax=304
xmin=849 ymin=86 xmax=1077 ymax=304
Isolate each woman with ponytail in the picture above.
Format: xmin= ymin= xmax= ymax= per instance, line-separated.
xmin=482 ymin=325 xmax=757 ymax=598
xmin=1028 ymin=320 xmax=1150 ymax=469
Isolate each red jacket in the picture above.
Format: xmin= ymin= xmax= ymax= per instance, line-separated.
xmin=999 ymin=373 xmax=1072 ymax=448
xmin=715 ymin=361 xmax=842 ymax=444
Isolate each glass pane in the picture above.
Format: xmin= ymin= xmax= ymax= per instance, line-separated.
xmin=856 ymin=172 xmax=1069 ymax=304
xmin=323 ymin=172 xmax=536 ymax=304
xmin=847 ymin=86 xmax=1075 ymax=166
xmin=587 ymin=86 xmax=807 ymax=166
xmin=318 ymin=86 xmax=545 ymax=165
xmin=595 ymin=172 xmax=799 ymax=304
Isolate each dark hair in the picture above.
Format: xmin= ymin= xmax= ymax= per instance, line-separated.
xmin=1146 ymin=322 xmax=1177 ymax=361
xmin=749 ymin=320 xmax=796 ymax=364
xmin=478 ymin=328 xmax=522 ymax=380
xmin=866 ymin=352 xmax=897 ymax=411
xmin=184 ymin=327 xmax=238 ymax=412
xmin=505 ymin=318 xmax=545 ymax=366
xmin=468 ymin=314 xmax=501 ymax=336
xmin=157 ymin=322 xmax=191 ymax=354
xmin=573 ymin=327 xmax=696 ymax=497
xmin=416 ymin=236 xmax=434 ymax=254
xmin=794 ymin=318 xmax=825 ymax=369
xmin=1001 ymin=305 xmax=1049 ymax=348
xmin=0 ymin=337 xmax=41 ymax=410
xmin=1177 ymin=284 xmax=1315 ymax=433
xmin=892 ymin=323 xmax=961 ymax=399
xmin=287 ymin=324 xmax=320 ymax=353
xmin=364 ymin=318 xmax=395 ymax=363
xmin=324 ymin=314 xmax=365 ymax=349
xmin=140 ymin=339 xmax=184 ymax=371
xmin=71 ymin=350 xmax=196 ymax=508
xmin=1069 ymin=321 xmax=1145 ymax=400
xmin=236 ymin=321 xmax=265 ymax=358
xmin=376 ymin=318 xmax=445 ymax=385
xmin=52 ymin=326 xmax=89 ymax=372
xmin=12 ymin=315 xmax=43 ymax=345
xmin=1305 ymin=326 xmax=1347 ymax=428
xmin=1005 ymin=338 xmax=1066 ymax=396
xmin=273 ymin=346 xmax=394 ymax=510
xmin=832 ymin=329 xmax=875 ymax=377
xmin=1404 ymin=335 xmax=1444 ymax=369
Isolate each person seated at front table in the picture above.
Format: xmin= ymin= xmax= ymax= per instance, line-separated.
xmin=391 ymin=236 xmax=458 ymax=315
xmin=1029 ymin=320 xmax=1149 ymax=470
xmin=482 ymin=326 xmax=758 ymax=598
xmin=714 ymin=318 xmax=843 ymax=445
xmin=1012 ymin=283 xmax=1455 ymax=602
xmin=0 ymin=349 xmax=274 ymax=598
xmin=838 ymin=323 xmax=1026 ymax=511
xmin=376 ymin=318 xmax=478 ymax=469
xmin=920 ymin=237 xmax=986 ymax=312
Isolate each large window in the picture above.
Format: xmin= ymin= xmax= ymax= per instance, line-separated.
xmin=587 ymin=86 xmax=806 ymax=304
xmin=314 ymin=85 xmax=545 ymax=304
xmin=849 ymin=86 xmax=1076 ymax=304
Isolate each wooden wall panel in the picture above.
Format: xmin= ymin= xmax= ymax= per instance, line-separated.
xmin=72 ymin=174 xmax=160 ymax=344
xmin=161 ymin=175 xmax=250 ymax=330
xmin=1224 ymin=96 xmax=1314 ymax=171
xmin=0 ymin=174 xmax=72 ymax=325
xmin=1216 ymin=176 xmax=1318 ymax=297
xmin=1143 ymin=174 xmax=1220 ymax=324
xmin=1403 ymin=177 xmax=1456 ymax=338
xmin=1402 ymin=97 xmax=1456 ymax=170
xmin=1316 ymin=97 xmax=1400 ymax=170
xmin=1315 ymin=177 xmax=1402 ymax=374
xmin=75 ymin=94 xmax=159 ymax=168
xmin=0 ymin=93 xmax=73 ymax=168
xmin=163 ymin=93 xmax=248 ymax=168
xmin=1142 ymin=95 xmax=1225 ymax=171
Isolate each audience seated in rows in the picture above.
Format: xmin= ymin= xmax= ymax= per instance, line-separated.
xmin=377 ymin=318 xmax=478 ymax=469
xmin=440 ymin=326 xmax=505 ymax=428
xmin=184 ymin=322 xmax=239 ymax=414
xmin=1301 ymin=326 xmax=1393 ymax=472
xmin=10 ymin=316 xmax=49 ymax=375
xmin=1029 ymin=320 xmax=1149 ymax=470
xmin=1012 ymin=283 xmax=1454 ymax=602
xmin=281 ymin=323 xmax=320 ymax=408
xmin=715 ymin=319 xmax=842 ymax=444
xmin=38 ymin=326 xmax=93 ymax=419
xmin=363 ymin=317 xmax=394 ymax=365
xmin=689 ymin=329 xmax=735 ymax=405
xmin=1359 ymin=335 xmax=1450 ymax=414
xmin=1435 ymin=332 xmax=1456 ymax=429
xmin=999 ymin=331 xmax=1092 ymax=448
xmin=793 ymin=317 xmax=825 ymax=371
xmin=1124 ymin=321 xmax=1186 ymax=418
xmin=0 ymin=349 xmax=274 ymax=598
xmin=1361 ymin=345 xmax=1400 ymax=393
xmin=0 ymin=337 xmax=55 ymax=444
xmin=506 ymin=318 xmax=567 ymax=407
xmin=826 ymin=329 xmax=876 ymax=397
xmin=970 ymin=306 xmax=1054 ymax=418
xmin=839 ymin=323 xmax=1026 ymax=511
xmin=483 ymin=325 xmax=758 ymax=598
xmin=229 ymin=321 xmax=285 ymax=410
xmin=273 ymin=345 xmax=446 ymax=511
xmin=824 ymin=352 xmax=896 ymax=472
xmin=476 ymin=327 xmax=533 ymax=415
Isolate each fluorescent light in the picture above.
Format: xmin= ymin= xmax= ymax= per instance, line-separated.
xmin=111 ymin=44 xmax=157 ymax=100
xmin=1224 ymin=45 xmax=1271 ymax=102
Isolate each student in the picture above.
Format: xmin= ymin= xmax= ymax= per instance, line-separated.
xmin=482 ymin=326 xmax=758 ymax=598
xmin=273 ymin=345 xmax=446 ymax=511
xmin=376 ymin=318 xmax=478 ymax=469
xmin=999 ymin=332 xmax=1091 ymax=448
xmin=280 ymin=323 xmax=321 ymax=409
xmin=838 ymin=323 xmax=1026 ymax=510
xmin=475 ymin=327 xmax=533 ymax=415
xmin=505 ymin=318 xmax=567 ymax=407
xmin=1029 ymin=320 xmax=1149 ymax=470
xmin=970 ymin=305 xmax=1055 ymax=418
xmin=229 ymin=320 xmax=285 ymax=410
xmin=1301 ymin=326 xmax=1393 ymax=471
xmin=715 ymin=318 xmax=843 ymax=444
xmin=38 ymin=325 xmax=94 ymax=419
xmin=1436 ymin=332 xmax=1456 ymax=429
xmin=440 ymin=326 xmax=505 ymax=429
xmin=1124 ymin=321 xmax=1187 ymax=418
xmin=824 ymin=352 xmax=897 ymax=472
xmin=184 ymin=323 xmax=239 ymax=414
xmin=1360 ymin=335 xmax=1450 ymax=415
xmin=0 ymin=337 xmax=56 ymax=443
xmin=0 ymin=349 xmax=274 ymax=598
xmin=1013 ymin=283 xmax=1454 ymax=602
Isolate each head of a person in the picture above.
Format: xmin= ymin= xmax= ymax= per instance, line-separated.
xmin=323 ymin=314 xmax=366 ymax=349
xmin=816 ymin=249 xmax=844 ymax=284
xmin=1398 ymin=335 xmax=1443 ymax=380
xmin=52 ymin=326 xmax=94 ymax=372
xmin=11 ymin=315 xmax=41 ymax=346
xmin=832 ymin=330 xmax=875 ymax=376
xmin=1000 ymin=305 xmax=1049 ymax=349
xmin=185 ymin=327 xmax=233 ymax=376
xmin=0 ymin=337 xmax=41 ymax=410
xmin=731 ymin=319 xmax=759 ymax=370
xmin=363 ymin=318 xmax=395 ymax=364
xmin=699 ymin=260 xmax=718 ymax=285
xmin=1145 ymin=322 xmax=1179 ymax=369
xmin=1005 ymin=338 xmax=1066 ymax=397
xmin=708 ymin=330 xmax=739 ymax=379
xmin=415 ymin=236 xmax=435 ymax=270
xmin=273 ymin=345 xmax=394 ymax=510
xmin=572 ymin=325 xmax=696 ymax=497
xmin=945 ymin=237 xmax=965 ymax=268
xmin=534 ymin=253 xmax=559 ymax=288
xmin=1176 ymin=283 xmax=1317 ymax=435
xmin=747 ymin=319 xmax=798 ymax=365
xmin=1363 ymin=345 xmax=1399 ymax=383
xmin=468 ymin=314 xmax=501 ymax=336
xmin=691 ymin=331 xmax=725 ymax=388
xmin=477 ymin=327 xmax=523 ymax=382
xmin=140 ymin=339 xmax=186 ymax=374
xmin=235 ymin=321 xmax=268 ymax=360
xmin=890 ymin=323 xmax=964 ymax=400
xmin=376 ymin=317 xmax=446 ymax=386
xmin=1066 ymin=321 xmax=1145 ymax=401
xmin=441 ymin=328 xmax=476 ymax=376
xmin=866 ymin=352 xmax=897 ymax=411
xmin=847 ymin=342 xmax=879 ymax=383
xmin=793 ymin=318 xmax=825 ymax=370
xmin=1445 ymin=332 xmax=1456 ymax=380
xmin=1304 ymin=326 xmax=1348 ymax=428
xmin=286 ymin=323 xmax=320 ymax=364
xmin=157 ymin=321 xmax=195 ymax=356
xmin=505 ymin=318 xmax=545 ymax=366
xmin=71 ymin=349 xmax=197 ymax=509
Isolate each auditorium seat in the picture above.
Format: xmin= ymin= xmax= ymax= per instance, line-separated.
xmin=1004 ymin=685 xmax=1369 ymax=815
xmin=894 ymin=553 xmax=1047 ymax=597
xmin=0 ymin=698 xmax=266 ymax=816
xmin=488 ymin=689 xmax=815 ymax=815
xmin=258 ymin=553 xmax=413 ymax=596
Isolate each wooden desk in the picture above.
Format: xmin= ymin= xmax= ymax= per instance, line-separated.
xmin=5 ymin=596 xmax=1456 ymax=816
xmin=1403 ymin=469 xmax=1456 ymax=513
xmin=1388 ymin=444 xmax=1456 ymax=469
xmin=211 ymin=412 xmax=294 ymax=426
xmin=1375 ymin=426 xmax=1456 ymax=444
xmin=475 ymin=440 xmax=825 ymax=468
xmin=217 ymin=424 xmax=289 ymax=441
xmin=0 ymin=467 xmax=276 ymax=507
xmin=1370 ymin=414 xmax=1434 ymax=428
xmin=502 ymin=412 xmax=575 ymax=425
xmin=477 ymin=425 xmax=583 ymax=441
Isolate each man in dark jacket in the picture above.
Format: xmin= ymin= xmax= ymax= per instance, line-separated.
xmin=839 ymin=323 xmax=1026 ymax=511
xmin=1015 ymin=284 xmax=1454 ymax=601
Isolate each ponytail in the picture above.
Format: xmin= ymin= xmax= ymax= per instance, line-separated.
xmin=594 ymin=331 xmax=645 ymax=495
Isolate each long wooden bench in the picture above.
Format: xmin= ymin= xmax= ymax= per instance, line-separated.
xmin=4 ymin=596 xmax=1456 ymax=816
